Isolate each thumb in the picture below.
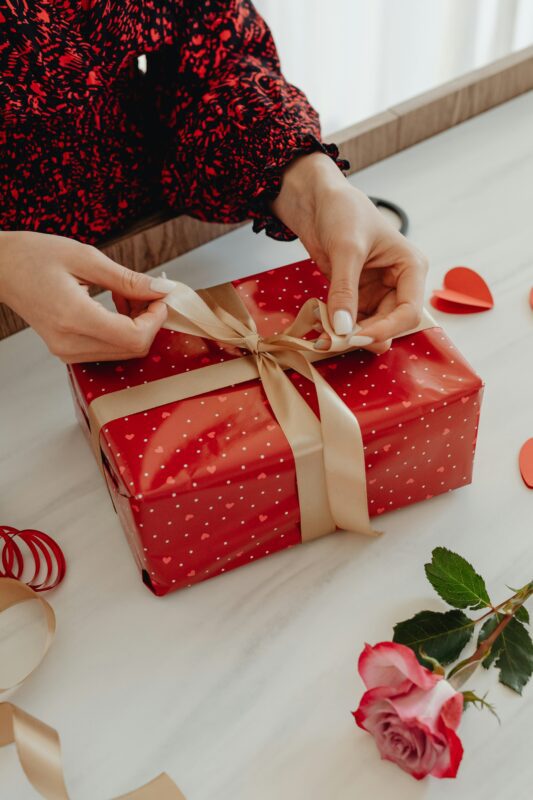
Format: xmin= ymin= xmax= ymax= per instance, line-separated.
xmin=327 ymin=248 xmax=361 ymax=335
xmin=79 ymin=249 xmax=177 ymax=300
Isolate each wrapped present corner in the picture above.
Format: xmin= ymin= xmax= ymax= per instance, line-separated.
xmin=68 ymin=259 xmax=483 ymax=595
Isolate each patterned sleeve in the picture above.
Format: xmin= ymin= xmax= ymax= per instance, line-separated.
xmin=160 ymin=0 xmax=349 ymax=241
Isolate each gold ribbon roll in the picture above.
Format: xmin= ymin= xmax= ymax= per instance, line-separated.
xmin=88 ymin=282 xmax=435 ymax=541
xmin=0 ymin=578 xmax=185 ymax=799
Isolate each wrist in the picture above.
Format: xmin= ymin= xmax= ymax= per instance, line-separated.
xmin=271 ymin=152 xmax=346 ymax=236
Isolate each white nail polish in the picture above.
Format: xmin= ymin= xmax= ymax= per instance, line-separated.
xmin=333 ymin=309 xmax=353 ymax=336
xmin=348 ymin=334 xmax=374 ymax=347
xmin=150 ymin=276 xmax=178 ymax=294
xmin=314 ymin=337 xmax=330 ymax=350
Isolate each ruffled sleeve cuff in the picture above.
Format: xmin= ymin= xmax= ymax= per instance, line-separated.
xmin=249 ymin=135 xmax=350 ymax=241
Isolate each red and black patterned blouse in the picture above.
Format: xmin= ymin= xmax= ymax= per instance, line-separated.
xmin=0 ymin=0 xmax=347 ymax=245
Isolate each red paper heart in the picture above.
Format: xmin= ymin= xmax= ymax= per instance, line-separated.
xmin=529 ymin=287 xmax=533 ymax=310
xmin=431 ymin=267 xmax=494 ymax=313
xmin=519 ymin=438 xmax=533 ymax=488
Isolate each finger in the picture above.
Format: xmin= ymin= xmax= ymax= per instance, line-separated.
xmin=314 ymin=331 xmax=331 ymax=351
xmin=47 ymin=331 xmax=151 ymax=363
xmin=50 ymin=302 xmax=167 ymax=363
xmin=73 ymin=295 xmax=168 ymax=355
xmin=327 ymin=242 xmax=364 ymax=336
xmin=112 ymin=291 xmax=131 ymax=316
xmin=112 ymin=291 xmax=153 ymax=320
xmin=357 ymin=259 xmax=426 ymax=342
xmin=77 ymin=249 xmax=177 ymax=301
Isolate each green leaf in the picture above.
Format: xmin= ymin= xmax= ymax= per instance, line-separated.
xmin=515 ymin=605 xmax=530 ymax=624
xmin=393 ymin=609 xmax=474 ymax=666
xmin=478 ymin=615 xmax=533 ymax=694
xmin=424 ymin=547 xmax=491 ymax=610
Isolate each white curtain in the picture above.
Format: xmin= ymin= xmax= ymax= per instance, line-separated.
xmin=254 ymin=0 xmax=533 ymax=134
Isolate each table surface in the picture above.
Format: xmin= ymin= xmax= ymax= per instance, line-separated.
xmin=1 ymin=91 xmax=532 ymax=800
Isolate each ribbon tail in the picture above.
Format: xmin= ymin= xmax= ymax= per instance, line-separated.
xmin=0 ymin=702 xmax=70 ymax=800
xmin=256 ymin=355 xmax=336 ymax=542
xmin=115 ymin=773 xmax=186 ymax=799
xmin=278 ymin=352 xmax=379 ymax=537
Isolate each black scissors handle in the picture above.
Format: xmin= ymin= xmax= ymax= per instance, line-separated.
xmin=368 ymin=196 xmax=409 ymax=236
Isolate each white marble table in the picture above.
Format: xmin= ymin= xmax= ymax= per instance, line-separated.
xmin=1 ymin=92 xmax=532 ymax=800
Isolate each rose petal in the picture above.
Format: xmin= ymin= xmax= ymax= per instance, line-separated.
xmin=353 ymin=688 xmax=398 ymax=731
xmin=358 ymin=642 xmax=440 ymax=691
xmin=389 ymin=680 xmax=458 ymax=734
xmin=431 ymin=703 xmax=464 ymax=778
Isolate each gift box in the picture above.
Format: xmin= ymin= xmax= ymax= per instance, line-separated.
xmin=68 ymin=258 xmax=483 ymax=596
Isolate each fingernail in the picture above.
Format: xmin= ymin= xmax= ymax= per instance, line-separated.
xmin=348 ymin=334 xmax=374 ymax=347
xmin=314 ymin=337 xmax=330 ymax=350
xmin=333 ymin=309 xmax=353 ymax=336
xmin=150 ymin=276 xmax=178 ymax=294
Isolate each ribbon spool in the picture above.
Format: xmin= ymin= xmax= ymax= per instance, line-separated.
xmin=0 ymin=526 xmax=66 ymax=592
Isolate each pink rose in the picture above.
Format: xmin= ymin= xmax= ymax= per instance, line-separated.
xmin=353 ymin=642 xmax=463 ymax=780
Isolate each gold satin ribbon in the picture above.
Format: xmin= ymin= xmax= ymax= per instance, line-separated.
xmin=88 ymin=281 xmax=435 ymax=540
xmin=0 ymin=578 xmax=185 ymax=799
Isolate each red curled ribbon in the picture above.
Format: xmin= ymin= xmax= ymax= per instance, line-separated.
xmin=0 ymin=526 xmax=66 ymax=591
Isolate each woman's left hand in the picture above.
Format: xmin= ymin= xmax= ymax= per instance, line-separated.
xmin=271 ymin=152 xmax=428 ymax=353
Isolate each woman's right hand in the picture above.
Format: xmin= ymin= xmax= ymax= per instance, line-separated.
xmin=0 ymin=231 xmax=177 ymax=363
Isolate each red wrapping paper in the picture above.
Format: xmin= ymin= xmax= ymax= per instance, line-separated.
xmin=68 ymin=259 xmax=483 ymax=595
